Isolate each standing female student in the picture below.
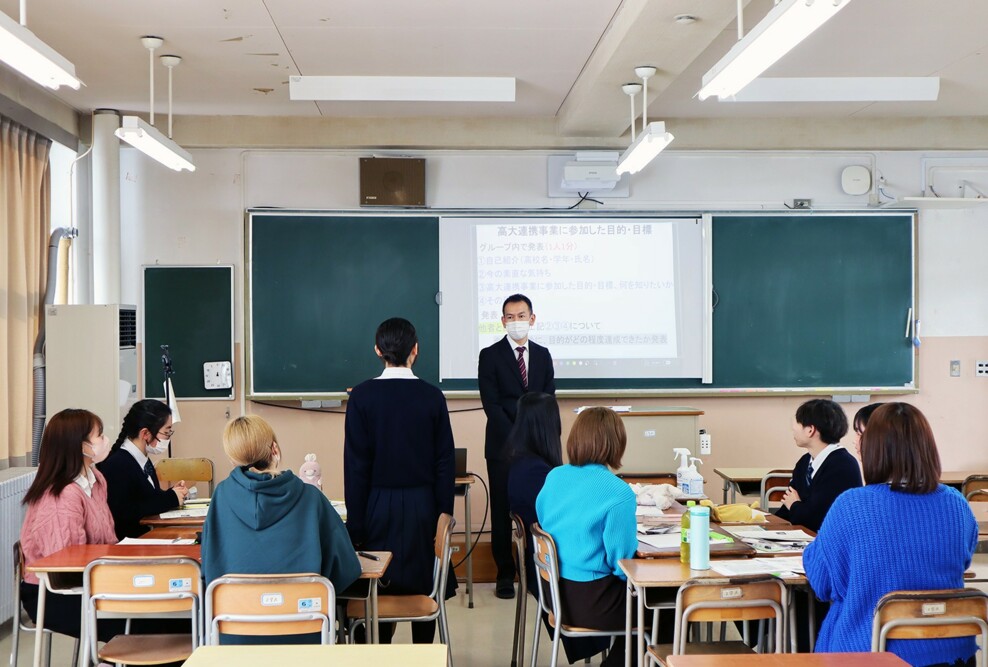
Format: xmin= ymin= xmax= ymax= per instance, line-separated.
xmin=344 ymin=317 xmax=456 ymax=644
xmin=19 ymin=409 xmax=120 ymax=639
xmin=804 ymin=403 xmax=978 ymax=667
xmin=98 ymin=399 xmax=188 ymax=539
xmin=535 ymin=407 xmax=638 ymax=667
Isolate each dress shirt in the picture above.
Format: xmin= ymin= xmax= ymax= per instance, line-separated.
xmin=376 ymin=366 xmax=418 ymax=380
xmin=73 ymin=466 xmax=98 ymax=497
xmin=810 ymin=443 xmax=841 ymax=480
xmin=505 ymin=337 xmax=529 ymax=375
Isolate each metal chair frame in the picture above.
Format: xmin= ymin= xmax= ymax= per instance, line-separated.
xmin=759 ymin=470 xmax=793 ymax=509
xmin=10 ymin=541 xmax=80 ymax=667
xmin=510 ymin=513 xmax=528 ymax=667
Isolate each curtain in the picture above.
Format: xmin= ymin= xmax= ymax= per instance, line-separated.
xmin=0 ymin=115 xmax=52 ymax=469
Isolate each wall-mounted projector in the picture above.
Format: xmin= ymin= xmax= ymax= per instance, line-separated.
xmin=548 ymin=152 xmax=630 ymax=197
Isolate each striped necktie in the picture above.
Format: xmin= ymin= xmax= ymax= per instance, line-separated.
xmin=516 ymin=346 xmax=528 ymax=389
xmin=806 ymin=461 xmax=814 ymax=487
xmin=144 ymin=459 xmax=158 ymax=487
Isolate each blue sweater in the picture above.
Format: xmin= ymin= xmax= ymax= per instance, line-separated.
xmin=535 ymin=464 xmax=638 ymax=582
xmin=804 ymin=484 xmax=978 ymax=666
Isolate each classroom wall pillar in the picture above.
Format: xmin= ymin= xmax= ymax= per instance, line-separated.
xmin=91 ymin=109 xmax=121 ymax=305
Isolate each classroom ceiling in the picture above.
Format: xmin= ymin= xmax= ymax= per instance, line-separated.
xmin=4 ymin=0 xmax=988 ymax=141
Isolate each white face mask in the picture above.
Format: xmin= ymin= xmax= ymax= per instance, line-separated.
xmin=146 ymin=439 xmax=169 ymax=455
xmin=84 ymin=438 xmax=110 ymax=464
xmin=505 ymin=320 xmax=531 ymax=342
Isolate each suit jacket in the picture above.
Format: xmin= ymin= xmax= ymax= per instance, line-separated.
xmin=479 ymin=336 xmax=555 ymax=461
xmin=774 ymin=447 xmax=862 ymax=532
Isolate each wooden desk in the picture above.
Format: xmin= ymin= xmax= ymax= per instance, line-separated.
xmin=619 ymin=559 xmax=807 ymax=667
xmin=181 ymin=644 xmax=447 ymax=666
xmin=26 ymin=545 xmax=391 ymax=667
xmin=969 ymin=502 xmax=988 ymax=534
xmin=140 ymin=512 xmax=207 ymax=528
xmin=618 ymin=408 xmax=703 ymax=475
xmin=712 ymin=468 xmax=777 ymax=504
xmin=664 ymin=653 xmax=908 ymax=667
xmin=455 ymin=474 xmax=475 ymax=608
xmin=142 ymin=525 xmax=201 ymax=540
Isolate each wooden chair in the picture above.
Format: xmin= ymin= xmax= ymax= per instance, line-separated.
xmin=962 ymin=475 xmax=988 ymax=502
xmin=10 ymin=541 xmax=79 ymax=667
xmin=619 ymin=472 xmax=678 ymax=488
xmin=529 ymin=522 xmax=626 ymax=667
xmin=347 ymin=513 xmax=455 ymax=666
xmin=83 ymin=556 xmax=200 ymax=666
xmin=510 ymin=513 xmax=528 ymax=667
xmin=155 ymin=457 xmax=215 ymax=496
xmin=759 ymin=470 xmax=792 ymax=509
xmin=871 ymin=588 xmax=988 ymax=664
xmin=205 ymin=573 xmax=336 ymax=645
xmin=647 ymin=575 xmax=787 ymax=666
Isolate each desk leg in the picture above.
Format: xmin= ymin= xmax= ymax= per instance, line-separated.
xmin=32 ymin=576 xmax=47 ymax=667
xmin=77 ymin=593 xmax=89 ymax=667
xmin=464 ymin=483 xmax=474 ymax=609
xmin=722 ymin=478 xmax=729 ymax=504
xmin=370 ymin=579 xmax=379 ymax=644
xmin=637 ymin=584 xmax=645 ymax=667
xmin=624 ymin=581 xmax=633 ymax=667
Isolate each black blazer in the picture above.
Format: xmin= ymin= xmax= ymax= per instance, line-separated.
xmin=97 ymin=447 xmax=182 ymax=539
xmin=774 ymin=447 xmax=862 ymax=532
xmin=478 ymin=336 xmax=555 ymax=461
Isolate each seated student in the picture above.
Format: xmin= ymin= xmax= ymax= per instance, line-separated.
xmin=775 ymin=398 xmax=863 ymax=532
xmin=98 ymin=399 xmax=188 ymax=539
xmin=804 ymin=403 xmax=978 ymax=667
xmin=851 ymin=402 xmax=882 ymax=457
xmin=19 ymin=409 xmax=120 ymax=640
xmin=201 ymin=415 xmax=361 ymax=644
xmin=536 ymin=407 xmax=638 ymax=667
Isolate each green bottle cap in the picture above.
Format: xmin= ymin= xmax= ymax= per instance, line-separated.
xmin=686 ymin=500 xmax=696 ymax=507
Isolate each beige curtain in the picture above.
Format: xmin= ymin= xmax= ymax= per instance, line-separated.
xmin=0 ymin=115 xmax=52 ymax=469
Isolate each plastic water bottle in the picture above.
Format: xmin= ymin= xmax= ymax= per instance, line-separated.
xmin=689 ymin=504 xmax=711 ymax=570
xmin=187 ymin=486 xmax=198 ymax=501
xmin=680 ymin=500 xmax=696 ymax=564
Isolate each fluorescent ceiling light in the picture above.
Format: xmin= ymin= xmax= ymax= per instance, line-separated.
xmin=0 ymin=10 xmax=81 ymax=89
xmin=616 ymin=122 xmax=674 ymax=176
xmin=115 ymin=116 xmax=195 ymax=172
xmin=723 ymin=77 xmax=940 ymax=103
xmin=698 ymin=0 xmax=854 ymax=101
xmin=289 ymin=75 xmax=516 ymax=102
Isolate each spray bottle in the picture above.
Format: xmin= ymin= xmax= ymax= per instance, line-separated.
xmin=683 ymin=457 xmax=704 ymax=496
xmin=673 ymin=448 xmax=692 ymax=493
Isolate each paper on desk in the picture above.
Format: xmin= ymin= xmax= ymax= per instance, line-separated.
xmin=638 ymin=532 xmax=733 ymax=550
xmin=574 ymin=405 xmax=632 ymax=414
xmin=728 ymin=529 xmax=813 ymax=542
xmin=635 ymin=506 xmax=670 ymax=517
xmin=118 ymin=538 xmax=196 ymax=545
xmin=159 ymin=507 xmax=208 ymax=519
xmin=710 ymin=557 xmax=804 ymax=578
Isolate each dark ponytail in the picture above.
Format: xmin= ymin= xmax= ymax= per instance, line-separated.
xmin=112 ymin=399 xmax=171 ymax=452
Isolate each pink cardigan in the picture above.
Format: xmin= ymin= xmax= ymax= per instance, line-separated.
xmin=20 ymin=468 xmax=117 ymax=584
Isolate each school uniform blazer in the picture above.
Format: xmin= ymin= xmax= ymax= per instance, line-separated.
xmin=479 ymin=336 xmax=555 ymax=461
xmin=98 ymin=447 xmax=182 ymax=539
xmin=774 ymin=447 xmax=862 ymax=532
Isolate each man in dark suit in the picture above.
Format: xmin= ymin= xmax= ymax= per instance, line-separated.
xmin=479 ymin=294 xmax=555 ymax=599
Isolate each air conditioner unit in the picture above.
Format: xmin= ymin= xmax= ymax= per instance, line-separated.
xmin=46 ymin=304 xmax=138 ymax=434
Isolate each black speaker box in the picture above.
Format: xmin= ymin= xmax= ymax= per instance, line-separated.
xmin=359 ymin=157 xmax=426 ymax=207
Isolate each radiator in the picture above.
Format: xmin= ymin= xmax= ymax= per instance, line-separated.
xmin=0 ymin=467 xmax=36 ymax=624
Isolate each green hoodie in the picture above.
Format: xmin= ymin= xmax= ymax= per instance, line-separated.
xmin=202 ymin=467 xmax=360 ymax=594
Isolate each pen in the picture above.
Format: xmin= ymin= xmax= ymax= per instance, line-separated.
xmin=357 ymin=551 xmax=381 ymax=561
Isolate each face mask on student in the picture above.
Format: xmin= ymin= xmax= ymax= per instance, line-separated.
xmin=146 ymin=438 xmax=169 ymax=455
xmin=84 ymin=437 xmax=110 ymax=464
xmin=505 ymin=320 xmax=530 ymax=342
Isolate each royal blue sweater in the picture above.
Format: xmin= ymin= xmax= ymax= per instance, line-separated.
xmin=804 ymin=484 xmax=978 ymax=666
xmin=535 ymin=463 xmax=638 ymax=582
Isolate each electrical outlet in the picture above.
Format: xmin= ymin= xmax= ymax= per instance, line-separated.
xmin=950 ymin=360 xmax=961 ymax=377
xmin=977 ymin=361 xmax=988 ymax=377
xmin=792 ymin=198 xmax=812 ymax=209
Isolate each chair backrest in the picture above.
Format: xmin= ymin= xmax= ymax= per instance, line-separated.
xmin=618 ymin=473 xmax=678 ymax=487
xmin=529 ymin=523 xmax=563 ymax=627
xmin=963 ymin=475 xmax=988 ymax=501
xmin=871 ymin=588 xmax=988 ymax=657
xmin=674 ymin=576 xmax=787 ymax=654
xmin=83 ymin=557 xmax=201 ymax=663
xmin=760 ymin=470 xmax=792 ymax=508
xmin=510 ymin=512 xmax=527 ymax=595
xmin=205 ymin=573 xmax=336 ymax=645
xmin=155 ymin=457 xmax=215 ymax=495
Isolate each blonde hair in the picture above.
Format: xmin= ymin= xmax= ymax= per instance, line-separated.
xmin=223 ymin=416 xmax=281 ymax=474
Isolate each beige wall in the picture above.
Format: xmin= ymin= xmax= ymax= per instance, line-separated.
xmin=165 ymin=336 xmax=988 ymax=531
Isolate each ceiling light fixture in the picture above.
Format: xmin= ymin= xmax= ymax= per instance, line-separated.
xmin=0 ymin=2 xmax=81 ymax=89
xmin=115 ymin=36 xmax=195 ymax=172
xmin=698 ymin=0 xmax=855 ymax=101
xmin=616 ymin=67 xmax=674 ymax=176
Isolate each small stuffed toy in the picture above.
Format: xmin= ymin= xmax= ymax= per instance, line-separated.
xmin=630 ymin=483 xmax=684 ymax=511
xmin=299 ymin=453 xmax=322 ymax=489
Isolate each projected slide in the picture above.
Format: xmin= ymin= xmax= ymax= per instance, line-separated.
xmin=439 ymin=216 xmax=707 ymax=381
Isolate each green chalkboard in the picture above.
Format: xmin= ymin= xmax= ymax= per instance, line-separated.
xmin=246 ymin=211 xmax=914 ymax=396
xmin=143 ymin=266 xmax=234 ymax=399
xmin=247 ymin=214 xmax=439 ymax=396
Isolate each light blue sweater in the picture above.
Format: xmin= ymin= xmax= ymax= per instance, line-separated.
xmin=804 ymin=484 xmax=978 ymax=666
xmin=535 ymin=463 xmax=638 ymax=582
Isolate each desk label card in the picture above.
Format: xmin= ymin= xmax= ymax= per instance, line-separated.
xmin=298 ymin=597 xmax=322 ymax=612
xmin=261 ymin=593 xmax=284 ymax=606
xmin=169 ymin=578 xmax=192 ymax=592
xmin=133 ymin=575 xmax=154 ymax=588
